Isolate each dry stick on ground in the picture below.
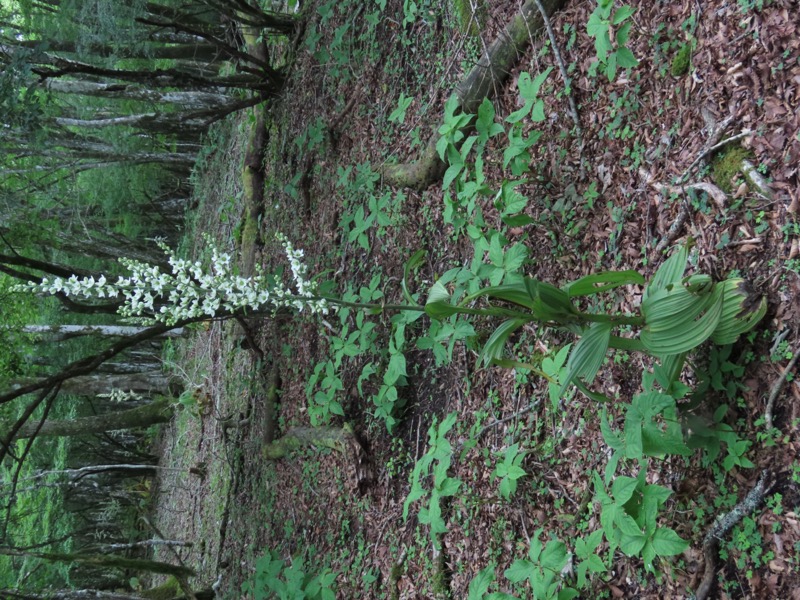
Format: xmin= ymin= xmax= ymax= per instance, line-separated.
xmin=654 ymin=126 xmax=751 ymax=253
xmin=691 ymin=335 xmax=795 ymax=599
xmin=764 ymin=344 xmax=800 ymax=431
xmin=381 ymin=0 xmax=566 ymax=190
xmin=693 ymin=470 xmax=771 ymax=600
xmin=532 ymin=0 xmax=582 ymax=137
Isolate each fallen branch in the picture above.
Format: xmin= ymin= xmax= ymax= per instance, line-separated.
xmin=764 ymin=344 xmax=800 ymax=431
xmin=533 ymin=0 xmax=581 ymax=137
xmin=381 ymin=0 xmax=566 ymax=190
xmin=653 ymin=125 xmax=751 ymax=253
xmin=693 ymin=470 xmax=770 ymax=600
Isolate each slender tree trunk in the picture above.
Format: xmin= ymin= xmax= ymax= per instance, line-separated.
xmin=1 ymin=397 xmax=174 ymax=439
xmin=19 ymin=324 xmax=186 ymax=340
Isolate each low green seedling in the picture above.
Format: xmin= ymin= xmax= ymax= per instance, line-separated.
xmin=586 ymin=0 xmax=639 ymax=81
xmin=403 ymin=413 xmax=462 ymax=550
xmin=241 ymin=550 xmax=337 ymax=600
xmin=593 ymin=469 xmax=688 ymax=573
xmin=492 ymin=443 xmax=527 ymax=500
xmin=504 ymin=529 xmax=578 ymax=599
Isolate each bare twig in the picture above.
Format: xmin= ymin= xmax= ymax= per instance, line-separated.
xmin=693 ymin=470 xmax=771 ymax=600
xmin=764 ymin=345 xmax=800 ymax=431
xmin=679 ymin=129 xmax=752 ymax=185
xmin=533 ymin=0 xmax=582 ymax=137
xmin=653 ymin=128 xmax=752 ymax=253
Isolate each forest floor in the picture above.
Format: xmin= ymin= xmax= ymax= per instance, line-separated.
xmin=149 ymin=0 xmax=800 ymax=598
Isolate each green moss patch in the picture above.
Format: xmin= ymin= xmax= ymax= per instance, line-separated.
xmin=710 ymin=145 xmax=754 ymax=194
xmin=450 ymin=0 xmax=486 ymax=36
xmin=670 ymin=43 xmax=692 ymax=77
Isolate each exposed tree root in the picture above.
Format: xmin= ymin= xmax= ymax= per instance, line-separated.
xmin=381 ymin=0 xmax=566 ymax=190
xmin=693 ymin=471 xmax=771 ymax=600
xmin=764 ymin=343 xmax=800 ymax=431
xmin=263 ymin=424 xmax=361 ymax=459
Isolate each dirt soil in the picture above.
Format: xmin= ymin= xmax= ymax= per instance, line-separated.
xmin=149 ymin=1 xmax=800 ymax=598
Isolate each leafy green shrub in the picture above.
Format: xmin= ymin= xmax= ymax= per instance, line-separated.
xmin=403 ymin=413 xmax=462 ymax=550
xmin=241 ymin=550 xmax=337 ymax=600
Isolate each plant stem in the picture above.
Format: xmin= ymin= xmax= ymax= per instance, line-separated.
xmin=311 ymin=296 xmax=425 ymax=312
xmin=576 ymin=311 xmax=644 ymax=326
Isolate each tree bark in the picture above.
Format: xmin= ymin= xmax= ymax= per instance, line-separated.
xmin=1 ymin=397 xmax=173 ymax=439
xmin=0 ymin=550 xmax=195 ymax=578
xmin=19 ymin=324 xmax=186 ymax=340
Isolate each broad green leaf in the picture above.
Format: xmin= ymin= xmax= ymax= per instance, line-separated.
xmin=443 ymin=162 xmax=464 ymax=189
xmin=651 ymin=527 xmax=689 ymax=556
xmin=503 ymin=243 xmax=528 ymax=272
xmin=383 ymin=353 xmax=406 ymax=386
xmin=540 ymin=540 xmax=569 ymax=571
xmin=586 ymin=12 xmax=608 ymax=40
xmin=558 ymin=588 xmax=580 ymax=600
xmin=425 ymin=281 xmax=459 ymax=319
xmin=488 ymin=234 xmax=504 ymax=266
xmin=563 ymin=270 xmax=645 ymax=297
xmin=467 ymin=564 xmax=496 ymax=599
xmin=616 ymin=45 xmax=638 ymax=68
xmin=530 ymin=99 xmax=546 ymax=122
xmin=612 ymin=6 xmax=635 ymax=24
xmin=641 ymin=286 xmax=724 ymax=354
xmin=504 ymin=559 xmax=533 ymax=584
xmin=611 ymin=476 xmax=639 ymax=505
xmin=438 ymin=476 xmax=461 ymax=497
xmin=645 ymin=244 xmax=688 ymax=301
xmin=481 ymin=319 xmax=526 ymax=367
xmin=600 ymin=412 xmax=624 ymax=450
xmin=502 ymin=214 xmax=536 ymax=227
xmin=619 ymin=532 xmax=647 ymax=556
xmin=559 ymin=321 xmax=613 ymax=395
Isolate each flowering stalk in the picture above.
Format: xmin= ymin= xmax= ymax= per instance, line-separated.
xmin=17 ymin=235 xmax=330 ymax=325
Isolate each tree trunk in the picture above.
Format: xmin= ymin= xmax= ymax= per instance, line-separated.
xmin=19 ymin=324 xmax=186 ymax=340
xmin=9 ymin=371 xmax=173 ymax=397
xmin=0 ymin=550 xmax=195 ymax=578
xmin=1 ymin=397 xmax=173 ymax=440
xmin=45 ymin=79 xmax=234 ymax=109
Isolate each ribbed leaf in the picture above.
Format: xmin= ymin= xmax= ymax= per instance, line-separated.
xmin=641 ymin=286 xmax=724 ymax=354
xmin=710 ymin=279 xmax=767 ymax=344
xmin=559 ymin=322 xmax=612 ymax=396
xmin=645 ymin=244 xmax=688 ymax=302
xmin=463 ymin=279 xmax=537 ymax=310
xmin=563 ymin=270 xmax=645 ymax=297
xmin=642 ymin=285 xmax=716 ymax=333
xmin=425 ymin=281 xmax=459 ymax=319
xmin=402 ymin=249 xmax=426 ymax=305
xmin=481 ymin=319 xmax=527 ymax=366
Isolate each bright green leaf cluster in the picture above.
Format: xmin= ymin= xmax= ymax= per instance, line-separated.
xmin=402 ymin=413 xmax=462 ymax=550
xmin=586 ymin=1 xmax=639 ymax=81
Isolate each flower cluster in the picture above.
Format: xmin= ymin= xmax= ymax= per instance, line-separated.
xmin=18 ymin=235 xmax=329 ymax=325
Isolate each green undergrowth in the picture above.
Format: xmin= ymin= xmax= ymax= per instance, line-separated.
xmin=169 ymin=2 xmax=794 ymax=598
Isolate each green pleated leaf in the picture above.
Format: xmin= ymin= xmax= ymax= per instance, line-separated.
xmin=425 ymin=280 xmax=460 ymax=319
xmin=559 ymin=322 xmax=613 ymax=396
xmin=641 ymin=285 xmax=724 ymax=355
xmin=710 ymin=279 xmax=767 ymax=344
xmin=641 ymin=285 xmax=715 ymax=332
xmin=563 ymin=270 xmax=645 ymax=297
xmin=462 ymin=280 xmax=537 ymax=311
xmin=481 ymin=319 xmax=527 ymax=367
xmin=402 ymin=249 xmax=426 ymax=305
xmin=645 ymin=244 xmax=689 ymax=302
